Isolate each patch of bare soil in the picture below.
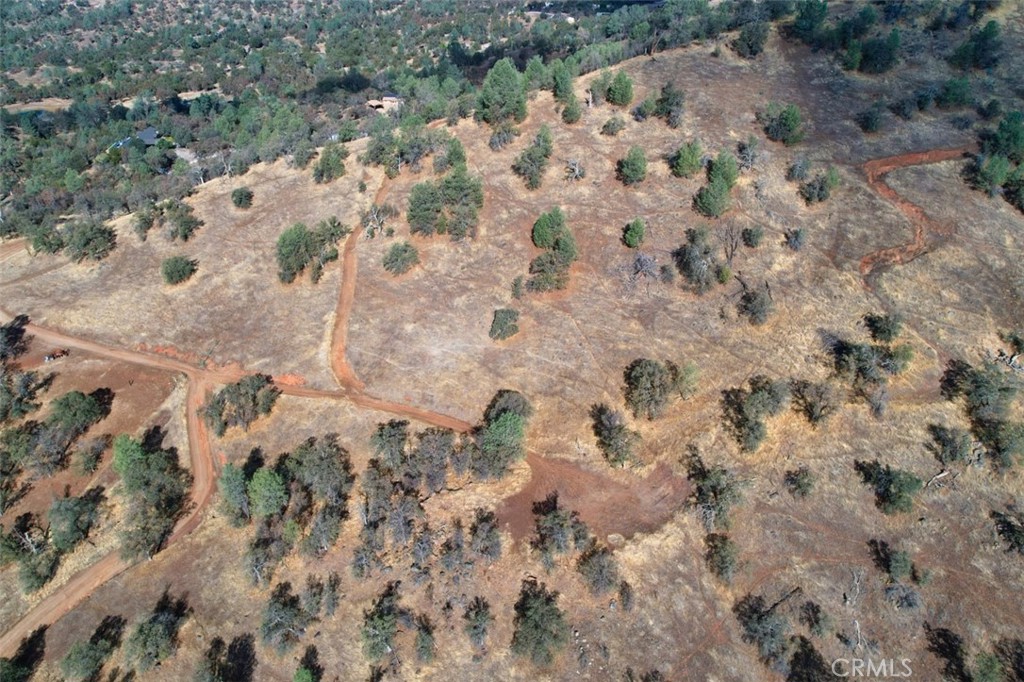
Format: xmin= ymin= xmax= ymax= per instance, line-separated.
xmin=498 ymin=455 xmax=689 ymax=543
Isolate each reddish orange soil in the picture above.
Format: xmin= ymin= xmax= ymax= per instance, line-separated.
xmin=858 ymin=146 xmax=974 ymax=281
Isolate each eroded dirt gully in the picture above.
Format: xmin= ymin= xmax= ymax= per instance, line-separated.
xmin=857 ymin=146 xmax=974 ymax=283
xmin=0 ymin=141 xmax=977 ymax=656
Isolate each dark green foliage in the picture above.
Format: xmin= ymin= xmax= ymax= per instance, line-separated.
xmin=654 ymin=82 xmax=686 ymax=128
xmin=687 ymin=448 xmax=742 ymax=531
xmin=203 ymin=374 xmax=280 ymax=437
xmin=407 ymin=182 xmax=444 ymax=235
xmin=489 ymin=309 xmax=520 ymax=341
xmin=733 ymin=593 xmax=791 ymax=667
xmin=792 ymin=0 xmax=828 ymax=44
xmin=231 ymin=186 xmax=254 ymax=208
xmin=617 ymin=146 xmax=647 ymax=185
xmin=722 ymin=376 xmax=790 ymax=451
xmin=800 ymin=167 xmax=840 ymax=203
xmin=161 ymin=256 xmax=197 ymax=284
xmin=577 ymin=543 xmax=620 ymax=594
xmin=759 ymin=103 xmax=805 ymax=146
xmin=261 ymin=582 xmax=311 ymax=654
xmin=511 ymin=579 xmax=570 ymax=666
xmin=694 ymin=178 xmax=731 ymax=217
xmin=0 ymin=367 xmax=43 ymax=425
xmin=971 ymin=154 xmax=1011 ymax=196
xmin=602 ymin=117 xmax=626 ymax=136
xmin=549 ymin=60 xmax=572 ymax=101
xmin=561 ymin=94 xmax=581 ymax=124
xmin=671 ymin=140 xmax=703 ymax=178
xmin=276 ymin=218 xmax=351 ymax=284
xmin=361 ymin=582 xmax=402 ymax=662
xmin=64 ymin=220 xmax=117 ymax=263
xmin=855 ymin=459 xmax=922 ymax=514
xmin=784 ymin=466 xmax=815 ymax=498
xmin=590 ymin=403 xmax=640 ymax=466
xmin=407 ymin=166 xmax=484 ymax=239
xmin=61 ymin=637 xmax=116 ymax=682
xmin=868 ymin=539 xmax=914 ymax=581
xmin=709 ymin=151 xmax=739 ymax=189
xmin=526 ymin=207 xmax=577 ymax=292
xmin=606 ymin=71 xmax=634 ymax=106
xmin=733 ymin=21 xmax=769 ymax=58
xmin=464 ymin=597 xmax=493 ymax=649
xmin=941 ymin=360 xmax=1023 ymax=468
xmin=160 ymin=200 xmax=203 ymax=242
xmin=531 ymin=207 xmax=565 ymax=249
xmin=382 ymin=242 xmax=419 ymax=275
xmin=219 ymin=462 xmax=250 ymax=525
xmin=623 ymin=358 xmax=696 ymax=420
xmin=475 ymin=411 xmax=526 ymax=479
xmin=738 ymin=282 xmax=774 ymax=326
xmin=991 ymin=508 xmax=1024 ymax=554
xmin=864 ymin=312 xmax=903 ymax=343
xmin=742 ymin=227 xmax=764 ymax=248
xmin=705 ymin=533 xmax=738 ymax=583
xmin=513 ymin=126 xmax=555 ymax=190
xmin=937 ymin=77 xmax=972 ymax=109
xmin=125 ymin=593 xmax=190 ymax=673
xmin=531 ymin=492 xmax=589 ymax=568
xmin=479 ymin=58 xmax=526 ymax=126
xmin=858 ymin=29 xmax=901 ymax=74
xmin=987 ymin=111 xmax=1024 ymax=163
xmin=951 ymin=20 xmax=1002 ymax=70
xmin=792 ymin=380 xmax=841 ymax=426
xmin=312 ymin=142 xmax=348 ymax=183
xmin=623 ymin=218 xmax=645 ymax=248
xmin=856 ymin=104 xmax=884 ymax=133
xmin=112 ymin=435 xmax=191 ymax=560
xmin=49 ymin=491 xmax=101 ymax=553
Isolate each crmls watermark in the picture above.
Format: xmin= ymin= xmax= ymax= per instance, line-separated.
xmin=831 ymin=658 xmax=913 ymax=678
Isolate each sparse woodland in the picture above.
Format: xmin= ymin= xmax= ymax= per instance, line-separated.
xmin=2 ymin=1 xmax=1024 ymax=681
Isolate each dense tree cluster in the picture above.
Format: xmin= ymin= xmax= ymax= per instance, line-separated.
xmin=276 ymin=217 xmax=350 ymax=284
xmin=525 ymin=207 xmax=578 ymax=293
xmin=406 ymin=163 xmax=484 ymax=240
xmin=623 ymin=358 xmax=698 ymax=420
xmin=202 ymin=374 xmax=281 ymax=437
xmin=722 ymin=376 xmax=791 ymax=452
xmin=941 ymin=359 xmax=1023 ymax=469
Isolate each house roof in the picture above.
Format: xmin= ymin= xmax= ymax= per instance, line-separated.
xmin=137 ymin=126 xmax=160 ymax=145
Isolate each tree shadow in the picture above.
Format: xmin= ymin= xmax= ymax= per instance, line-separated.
xmin=300 ymin=644 xmax=323 ymax=681
xmin=6 ymin=625 xmax=47 ymax=679
xmin=88 ymin=388 xmax=115 ymax=420
xmin=924 ymin=623 xmax=970 ymax=682
xmin=242 ymin=448 xmax=264 ymax=480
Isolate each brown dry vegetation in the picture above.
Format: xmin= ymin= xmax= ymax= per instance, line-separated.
xmin=2 ymin=23 xmax=1024 ymax=682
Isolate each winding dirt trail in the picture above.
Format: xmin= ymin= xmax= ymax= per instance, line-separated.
xmin=858 ymin=146 xmax=973 ymax=283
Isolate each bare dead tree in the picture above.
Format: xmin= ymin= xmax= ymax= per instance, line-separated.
xmin=565 ymin=159 xmax=586 ymax=182
xmin=362 ymin=204 xmax=398 ymax=239
xmin=720 ymin=223 xmax=741 ymax=265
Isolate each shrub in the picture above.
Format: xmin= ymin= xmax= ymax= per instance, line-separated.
xmin=937 ymin=77 xmax=972 ymax=109
xmin=479 ymin=58 xmax=527 ymax=125
xmin=950 ymin=20 xmax=1002 ymax=70
xmin=512 ymin=126 xmax=554 ymax=190
xmin=64 ymin=220 xmax=116 ymax=262
xmin=510 ymin=579 xmax=569 ymax=666
xmin=489 ymin=309 xmax=520 ymax=341
xmin=654 ymin=82 xmax=685 ymax=128
xmin=856 ymin=104 xmax=884 ymax=133
xmin=742 ymin=227 xmax=764 ymax=248
xmin=890 ymin=98 xmax=916 ymax=120
xmin=988 ymin=110 xmax=1024 ymax=163
xmin=464 ymin=597 xmax=493 ymax=649
xmin=590 ymin=403 xmax=640 ymax=466
xmin=859 ymin=29 xmax=900 ymax=74
xmin=623 ymin=218 xmax=645 ymax=248
xmin=671 ymin=140 xmax=702 ymax=178
xmin=971 ymin=154 xmax=1011 ymax=196
xmin=734 ymin=593 xmax=791 ymax=667
xmin=617 ymin=146 xmax=647 ymax=185
xmin=601 ymin=117 xmax=626 ymax=136
xmin=991 ymin=508 xmax=1024 ymax=555
xmin=800 ymin=167 xmax=840 ymax=204
xmin=382 ymin=242 xmax=419 ymax=275
xmin=531 ymin=207 xmax=565 ymax=249
xmin=785 ymin=466 xmax=815 ymax=498
xmin=561 ymin=93 xmax=581 ymax=124
xmin=792 ymin=380 xmax=841 ymax=425
xmin=759 ymin=103 xmax=805 ymax=146
xmin=785 ymin=228 xmax=806 ymax=250
xmin=722 ymin=376 xmax=790 ymax=451
xmin=708 ymin=151 xmax=739 ymax=189
xmin=673 ymin=227 xmax=720 ymax=293
xmin=606 ymin=71 xmax=634 ymax=106
xmin=161 ymin=256 xmax=197 ymax=285
xmin=624 ymin=358 xmax=696 ymax=420
xmin=231 ymin=187 xmax=254 ymax=208
xmin=202 ymin=374 xmax=281 ymax=437
xmin=577 ymin=544 xmax=620 ymax=594
xmin=688 ymin=449 xmax=742 ymax=531
xmin=694 ymin=178 xmax=731 ymax=218
xmin=786 ymin=158 xmax=810 ymax=182
xmin=705 ymin=533 xmax=738 ymax=582
xmin=312 ymin=142 xmax=348 ymax=183
xmin=738 ymin=283 xmax=773 ymax=325
xmin=733 ymin=21 xmax=769 ymax=58
xmin=855 ymin=460 xmax=922 ymax=514
xmin=407 ymin=182 xmax=445 ymax=235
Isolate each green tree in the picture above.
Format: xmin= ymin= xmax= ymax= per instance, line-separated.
xmin=510 ymin=579 xmax=570 ymax=666
xmin=161 ymin=256 xmax=197 ymax=284
xmin=733 ymin=21 xmax=769 ymax=58
xmin=671 ymin=140 xmax=702 ymax=178
xmin=407 ymin=182 xmax=445 ymax=235
xmin=951 ymin=20 xmax=1002 ymax=70
xmin=760 ymin=103 xmax=805 ymax=145
xmin=64 ymin=220 xmax=116 ymax=263
xmin=479 ymin=58 xmax=526 ymax=126
xmin=550 ymin=60 xmax=573 ymax=102
xmin=48 ymin=391 xmax=105 ymax=435
xmin=49 ymin=493 xmax=100 ymax=553
xmin=361 ymin=583 xmax=401 ymax=662
xmin=61 ymin=639 xmax=114 ymax=681
xmin=624 ymin=358 xmax=691 ymax=420
xmin=277 ymin=223 xmax=316 ymax=284
xmin=590 ymin=403 xmax=640 ymax=466
xmin=382 ymin=242 xmax=419 ymax=275
xmin=464 ymin=597 xmax=493 ymax=649
xmin=577 ymin=544 xmax=620 ymax=594
xmin=218 ymin=462 xmax=250 ymax=525
xmin=709 ymin=151 xmax=739 ymax=189
xmin=247 ymin=468 xmax=287 ymax=519
xmin=617 ymin=146 xmax=647 ymax=185
xmin=623 ymin=218 xmax=645 ymax=248
xmin=475 ymin=411 xmax=525 ymax=478
xmin=705 ymin=533 xmax=738 ymax=583
xmin=606 ymin=71 xmax=634 ymax=106
xmin=231 ymin=187 xmax=254 ymax=208
xmin=972 ymin=154 xmax=1011 ymax=196
xmin=489 ymin=309 xmax=520 ymax=341
xmin=312 ymin=142 xmax=348 ymax=183
xmin=561 ymin=93 xmax=581 ymax=124
xmin=694 ymin=178 xmax=731 ymax=218
xmin=531 ymin=207 xmax=565 ymax=249
xmin=855 ymin=460 xmax=922 ymax=514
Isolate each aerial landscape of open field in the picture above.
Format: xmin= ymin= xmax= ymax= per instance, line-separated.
xmin=1 ymin=1 xmax=1023 ymax=680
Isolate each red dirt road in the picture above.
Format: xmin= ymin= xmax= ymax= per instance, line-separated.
xmin=858 ymin=146 xmax=973 ymax=280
